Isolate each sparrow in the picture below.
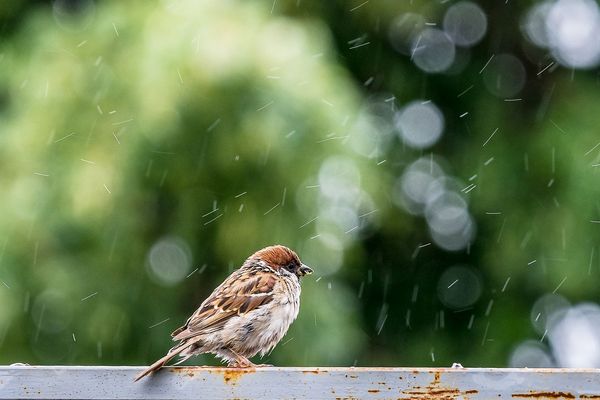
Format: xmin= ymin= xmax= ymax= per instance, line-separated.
xmin=135 ymin=245 xmax=312 ymax=381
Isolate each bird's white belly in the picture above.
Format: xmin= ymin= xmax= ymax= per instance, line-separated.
xmin=253 ymin=300 xmax=298 ymax=356
xmin=224 ymin=285 xmax=300 ymax=357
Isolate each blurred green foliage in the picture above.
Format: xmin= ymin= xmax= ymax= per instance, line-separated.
xmin=1 ymin=0 xmax=600 ymax=368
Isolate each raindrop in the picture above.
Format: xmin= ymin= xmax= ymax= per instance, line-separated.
xmin=425 ymin=191 xmax=469 ymax=236
xmin=349 ymin=107 xmax=394 ymax=158
xmin=443 ymin=2 xmax=488 ymax=47
xmin=482 ymin=54 xmax=526 ymax=98
xmin=425 ymin=191 xmax=475 ymax=251
xmin=429 ymin=220 xmax=475 ymax=251
xmin=509 ymin=341 xmax=554 ymax=367
xmin=392 ymin=157 xmax=445 ymax=215
xmin=318 ymin=156 xmax=361 ymax=204
xmin=394 ymin=100 xmax=445 ymax=149
xmin=546 ymin=0 xmax=600 ymax=68
xmin=147 ymin=236 xmax=192 ymax=286
xmin=548 ymin=303 xmax=600 ymax=367
xmin=388 ymin=13 xmax=426 ymax=55
xmin=530 ymin=293 xmax=570 ymax=335
xmin=411 ymin=28 xmax=456 ymax=73
xmin=522 ymin=2 xmax=552 ymax=47
xmin=437 ymin=265 xmax=482 ymax=309
xmin=425 ymin=176 xmax=468 ymax=205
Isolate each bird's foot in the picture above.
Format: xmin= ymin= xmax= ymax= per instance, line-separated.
xmin=230 ymin=362 xmax=255 ymax=368
xmin=228 ymin=357 xmax=255 ymax=368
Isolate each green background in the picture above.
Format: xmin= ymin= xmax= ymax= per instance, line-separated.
xmin=0 ymin=0 xmax=599 ymax=368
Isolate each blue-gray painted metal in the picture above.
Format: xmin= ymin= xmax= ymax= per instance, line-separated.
xmin=1 ymin=366 xmax=600 ymax=399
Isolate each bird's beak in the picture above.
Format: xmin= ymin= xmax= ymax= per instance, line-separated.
xmin=298 ymin=264 xmax=313 ymax=276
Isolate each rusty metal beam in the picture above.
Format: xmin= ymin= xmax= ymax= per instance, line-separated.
xmin=1 ymin=366 xmax=600 ymax=399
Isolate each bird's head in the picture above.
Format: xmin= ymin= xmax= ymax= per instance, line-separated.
xmin=249 ymin=245 xmax=313 ymax=278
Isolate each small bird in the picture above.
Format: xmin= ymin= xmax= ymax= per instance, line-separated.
xmin=135 ymin=245 xmax=312 ymax=381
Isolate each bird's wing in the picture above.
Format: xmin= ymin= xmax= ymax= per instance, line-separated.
xmin=171 ymin=268 xmax=277 ymax=341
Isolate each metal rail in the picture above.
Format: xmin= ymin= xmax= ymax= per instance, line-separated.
xmin=1 ymin=366 xmax=599 ymax=399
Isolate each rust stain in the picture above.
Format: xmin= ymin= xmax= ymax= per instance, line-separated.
xmin=400 ymin=369 xmax=477 ymax=399
xmin=512 ymin=392 xmax=575 ymax=399
xmin=222 ymin=367 xmax=256 ymax=384
xmin=167 ymin=366 xmax=256 ymax=384
xmin=368 ymin=389 xmax=380 ymax=393
xmin=433 ymin=371 xmax=441 ymax=385
xmin=580 ymin=395 xmax=600 ymax=399
xmin=302 ymin=370 xmax=320 ymax=374
xmin=168 ymin=366 xmax=204 ymax=377
xmin=403 ymin=388 xmax=461 ymax=396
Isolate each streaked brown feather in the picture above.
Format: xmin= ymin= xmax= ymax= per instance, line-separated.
xmin=170 ymin=267 xmax=276 ymax=341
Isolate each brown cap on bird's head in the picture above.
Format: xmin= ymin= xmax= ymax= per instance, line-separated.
xmin=248 ymin=245 xmax=313 ymax=277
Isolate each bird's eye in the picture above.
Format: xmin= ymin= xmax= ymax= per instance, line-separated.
xmin=285 ymin=263 xmax=295 ymax=271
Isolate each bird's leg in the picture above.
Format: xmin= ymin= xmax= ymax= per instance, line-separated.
xmin=225 ymin=349 xmax=255 ymax=368
xmin=231 ymin=357 xmax=254 ymax=368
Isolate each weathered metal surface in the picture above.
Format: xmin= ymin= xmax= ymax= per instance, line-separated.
xmin=1 ymin=366 xmax=599 ymax=399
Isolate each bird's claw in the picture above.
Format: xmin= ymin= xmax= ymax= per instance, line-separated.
xmin=229 ymin=359 xmax=255 ymax=368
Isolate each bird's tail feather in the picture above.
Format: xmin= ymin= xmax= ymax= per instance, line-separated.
xmin=134 ymin=344 xmax=187 ymax=382
xmin=173 ymin=353 xmax=194 ymax=365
